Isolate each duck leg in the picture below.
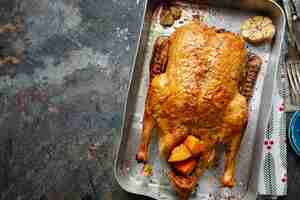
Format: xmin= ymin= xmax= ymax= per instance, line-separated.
xmin=223 ymin=133 xmax=242 ymax=187
xmin=136 ymin=37 xmax=170 ymax=163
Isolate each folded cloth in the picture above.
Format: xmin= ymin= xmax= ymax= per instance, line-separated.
xmin=258 ymin=38 xmax=288 ymax=196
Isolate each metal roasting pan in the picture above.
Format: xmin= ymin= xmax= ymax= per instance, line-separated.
xmin=114 ymin=0 xmax=285 ymax=199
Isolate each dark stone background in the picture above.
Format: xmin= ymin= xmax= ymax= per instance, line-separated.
xmin=0 ymin=0 xmax=298 ymax=200
xmin=0 ymin=0 xmax=150 ymax=199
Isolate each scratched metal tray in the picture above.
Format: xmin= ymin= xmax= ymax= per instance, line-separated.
xmin=114 ymin=0 xmax=285 ymax=199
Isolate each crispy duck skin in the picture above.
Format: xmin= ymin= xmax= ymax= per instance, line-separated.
xmin=240 ymin=52 xmax=262 ymax=101
xmin=136 ymin=21 xmax=261 ymax=199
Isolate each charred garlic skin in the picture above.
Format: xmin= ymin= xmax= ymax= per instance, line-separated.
xmin=241 ymin=16 xmax=275 ymax=44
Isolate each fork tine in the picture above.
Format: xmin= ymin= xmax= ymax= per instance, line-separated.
xmin=287 ymin=63 xmax=298 ymax=95
xmin=284 ymin=63 xmax=296 ymax=104
xmin=294 ymin=63 xmax=300 ymax=105
xmin=294 ymin=63 xmax=300 ymax=92
xmin=290 ymin=63 xmax=300 ymax=92
xmin=291 ymin=63 xmax=300 ymax=94
xmin=285 ymin=61 xmax=300 ymax=106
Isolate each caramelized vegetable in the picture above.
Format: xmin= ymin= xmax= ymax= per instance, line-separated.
xmin=184 ymin=136 xmax=205 ymax=156
xmin=174 ymin=159 xmax=197 ymax=175
xmin=168 ymin=144 xmax=192 ymax=162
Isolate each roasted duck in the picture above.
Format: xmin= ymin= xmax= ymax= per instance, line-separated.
xmin=136 ymin=21 xmax=260 ymax=200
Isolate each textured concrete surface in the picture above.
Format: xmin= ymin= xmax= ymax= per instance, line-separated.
xmin=0 ymin=0 xmax=152 ymax=199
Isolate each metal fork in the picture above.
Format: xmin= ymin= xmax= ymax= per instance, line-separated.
xmin=286 ymin=61 xmax=300 ymax=105
xmin=283 ymin=0 xmax=300 ymax=54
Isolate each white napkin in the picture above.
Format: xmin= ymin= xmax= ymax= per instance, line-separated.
xmin=257 ymin=39 xmax=288 ymax=196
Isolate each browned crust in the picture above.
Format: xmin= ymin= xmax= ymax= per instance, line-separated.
xmin=149 ymin=36 xmax=170 ymax=79
xmin=240 ymin=52 xmax=262 ymax=101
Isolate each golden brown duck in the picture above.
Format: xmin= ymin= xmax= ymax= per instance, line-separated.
xmin=136 ymin=21 xmax=253 ymax=200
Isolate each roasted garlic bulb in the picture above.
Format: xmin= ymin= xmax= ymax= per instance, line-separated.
xmin=241 ymin=16 xmax=275 ymax=44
